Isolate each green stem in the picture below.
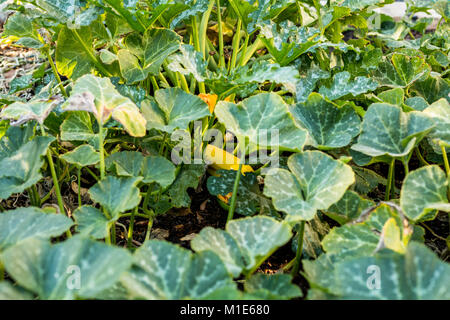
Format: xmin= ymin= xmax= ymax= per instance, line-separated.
xmin=200 ymin=0 xmax=215 ymax=58
xmin=127 ymin=207 xmax=137 ymax=248
xmin=291 ymin=221 xmax=306 ymax=277
xmin=150 ymin=76 xmax=159 ymax=92
xmin=40 ymin=126 xmax=66 ymax=216
xmin=145 ymin=213 xmax=154 ymax=241
xmin=385 ymin=158 xmax=395 ymax=201
xmin=415 ymin=147 xmax=430 ymax=166
xmin=238 ymin=33 xmax=250 ymax=67
xmin=98 ymin=124 xmax=105 ymax=180
xmin=403 ymin=160 xmax=409 ymax=176
xmin=0 ymin=261 xmax=4 ymax=282
xmin=110 ymin=221 xmax=116 ymax=245
xmin=441 ymin=145 xmax=450 ymax=176
xmin=229 ymin=19 xmax=242 ymax=73
xmin=84 ymin=166 xmax=99 ymax=181
xmin=45 ymin=47 xmax=67 ymax=97
xmin=227 ymin=162 xmax=243 ymax=223
xmin=77 ymin=166 xmax=82 ymax=207
xmin=71 ymin=29 xmax=112 ymax=77
xmin=178 ymin=72 xmax=190 ymax=93
xmin=32 ymin=185 xmax=41 ymax=207
xmin=0 ymin=203 xmax=5 ymax=212
xmin=240 ymin=36 xmax=264 ymax=66
xmin=215 ymin=0 xmax=225 ymax=68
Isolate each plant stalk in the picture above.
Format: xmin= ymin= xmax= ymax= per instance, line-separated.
xmin=127 ymin=207 xmax=137 ymax=248
xmin=215 ymin=0 xmax=226 ymax=68
xmin=385 ymin=158 xmax=395 ymax=201
xmin=45 ymin=47 xmax=67 ymax=97
xmin=227 ymin=162 xmax=243 ymax=222
xmin=291 ymin=220 xmax=306 ymax=277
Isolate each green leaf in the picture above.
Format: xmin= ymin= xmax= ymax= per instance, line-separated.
xmin=167 ymin=44 xmax=207 ymax=82
xmin=0 ymin=100 xmax=57 ymax=125
xmin=1 ymin=237 xmax=132 ymax=299
xmin=60 ymin=112 xmax=96 ymax=142
xmin=400 ymin=165 xmax=450 ymax=222
xmin=167 ymin=164 xmax=205 ymax=208
xmin=105 ymin=151 xmax=144 ymax=177
xmin=120 ymin=240 xmax=237 ymax=299
xmin=141 ymin=155 xmax=176 ymax=188
xmin=62 ymin=74 xmax=147 ymax=137
xmin=0 ymin=282 xmax=33 ymax=300
xmin=290 ymin=93 xmax=361 ymax=149
xmin=55 ymin=26 xmax=95 ymax=80
xmin=264 ymin=151 xmax=355 ymax=222
xmin=60 ymin=144 xmax=99 ymax=167
xmin=244 ymin=273 xmax=302 ymax=300
xmin=0 ymin=136 xmax=55 ymax=200
xmin=350 ymin=103 xmax=434 ymax=159
xmin=411 ymin=73 xmax=450 ymax=104
xmin=333 ymin=242 xmax=450 ymax=299
xmin=373 ymin=51 xmax=431 ymax=88
xmin=141 ymin=88 xmax=209 ymax=133
xmin=207 ymin=170 xmax=274 ymax=216
xmin=325 ymin=190 xmax=375 ymax=225
xmin=215 ymin=93 xmax=308 ymax=153
xmin=295 ymin=65 xmax=330 ymax=103
xmin=191 ymin=227 xmax=245 ymax=278
xmin=405 ymin=96 xmax=429 ymax=111
xmin=377 ymin=88 xmax=404 ymax=105
xmin=73 ymin=206 xmax=110 ymax=239
xmin=319 ymin=71 xmax=378 ymax=100
xmin=88 ymin=176 xmax=142 ymax=219
xmin=423 ymin=98 xmax=450 ymax=149
xmin=192 ymin=216 xmax=292 ymax=276
xmin=0 ymin=207 xmax=73 ymax=251
xmin=226 ymin=216 xmax=292 ymax=274
xmin=118 ymin=29 xmax=181 ymax=83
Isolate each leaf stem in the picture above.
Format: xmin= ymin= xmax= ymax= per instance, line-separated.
xmin=227 ymin=162 xmax=243 ymax=222
xmin=229 ymin=19 xmax=242 ymax=73
xmin=98 ymin=124 xmax=105 ymax=180
xmin=127 ymin=207 xmax=137 ymax=248
xmin=77 ymin=166 xmax=82 ymax=207
xmin=441 ymin=145 xmax=450 ymax=176
xmin=215 ymin=0 xmax=225 ymax=68
xmin=385 ymin=158 xmax=395 ymax=201
xmin=291 ymin=220 xmax=306 ymax=277
xmin=40 ymin=126 xmax=66 ymax=217
xmin=415 ymin=147 xmax=430 ymax=166
xmin=200 ymin=0 xmax=215 ymax=58
xmin=45 ymin=47 xmax=67 ymax=97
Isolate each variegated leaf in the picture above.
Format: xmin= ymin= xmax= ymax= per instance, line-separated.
xmin=319 ymin=71 xmax=378 ymax=100
xmin=264 ymin=151 xmax=355 ymax=221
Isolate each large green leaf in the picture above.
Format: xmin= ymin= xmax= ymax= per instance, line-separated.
xmin=55 ymin=26 xmax=95 ymax=80
xmin=318 ymin=71 xmax=378 ymax=100
xmin=60 ymin=144 xmax=99 ymax=167
xmin=400 ymin=165 xmax=450 ymax=221
xmin=295 ymin=65 xmax=330 ymax=103
xmin=0 ymin=100 xmax=57 ymax=125
xmin=60 ymin=112 xmax=96 ymax=142
xmin=373 ymin=51 xmax=431 ymax=88
xmin=215 ymin=93 xmax=308 ymax=153
xmin=334 ymin=242 xmax=450 ymax=299
xmin=62 ymin=74 xmax=147 ymax=137
xmin=0 ymin=207 xmax=73 ymax=251
xmin=325 ymin=190 xmax=375 ymax=225
xmin=192 ymin=216 xmax=292 ymax=276
xmin=0 ymin=282 xmax=33 ymax=300
xmin=141 ymin=88 xmax=210 ymax=133
xmin=2 ymin=12 xmax=42 ymax=49
xmin=73 ymin=206 xmax=111 ymax=239
xmin=120 ymin=240 xmax=237 ymax=299
xmin=290 ymin=93 xmax=361 ymax=149
xmin=118 ymin=28 xmax=181 ymax=83
xmin=88 ymin=176 xmax=142 ymax=219
xmin=1 ymin=237 xmax=132 ymax=299
xmin=350 ymin=103 xmax=434 ymax=159
xmin=167 ymin=44 xmax=207 ymax=82
xmin=0 ymin=136 xmax=54 ymax=200
xmin=141 ymin=155 xmax=176 ymax=188
xmin=264 ymin=151 xmax=355 ymax=222
xmin=105 ymin=151 xmax=144 ymax=177
xmin=411 ymin=73 xmax=450 ymax=104
xmin=423 ymin=98 xmax=450 ymax=150
xmin=244 ymin=273 xmax=302 ymax=300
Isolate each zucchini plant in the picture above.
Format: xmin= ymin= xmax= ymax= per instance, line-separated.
xmin=0 ymin=0 xmax=449 ymax=300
